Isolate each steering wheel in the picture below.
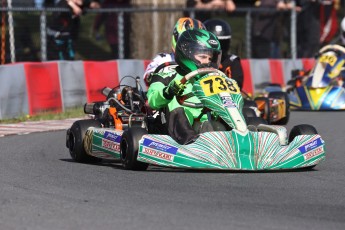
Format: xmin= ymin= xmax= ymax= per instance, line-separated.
xmin=177 ymin=67 xmax=225 ymax=108
xmin=319 ymin=44 xmax=345 ymax=55
xmin=153 ymin=61 xmax=178 ymax=74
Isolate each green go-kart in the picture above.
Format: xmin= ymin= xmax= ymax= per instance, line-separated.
xmin=66 ymin=68 xmax=325 ymax=171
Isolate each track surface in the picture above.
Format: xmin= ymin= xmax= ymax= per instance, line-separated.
xmin=0 ymin=111 xmax=345 ymax=230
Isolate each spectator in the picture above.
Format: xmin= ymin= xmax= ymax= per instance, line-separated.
xmin=91 ymin=0 xmax=132 ymax=59
xmin=295 ymin=0 xmax=321 ymax=58
xmin=46 ymin=0 xmax=100 ymax=60
xmin=251 ymin=0 xmax=289 ymax=59
xmin=185 ymin=0 xmax=236 ymax=22
xmin=320 ymin=0 xmax=340 ymax=46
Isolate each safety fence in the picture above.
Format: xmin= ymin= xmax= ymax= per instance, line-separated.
xmin=0 ymin=5 xmax=299 ymax=63
xmin=0 ymin=59 xmax=315 ymax=119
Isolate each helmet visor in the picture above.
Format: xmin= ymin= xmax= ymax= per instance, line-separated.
xmin=190 ymin=46 xmax=222 ymax=69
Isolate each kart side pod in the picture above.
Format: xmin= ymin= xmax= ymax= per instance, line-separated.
xmin=257 ymin=124 xmax=288 ymax=145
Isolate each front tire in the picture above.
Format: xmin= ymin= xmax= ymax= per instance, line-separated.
xmin=67 ymin=119 xmax=102 ymax=163
xmin=120 ymin=127 xmax=149 ymax=171
xmin=288 ymin=124 xmax=318 ymax=143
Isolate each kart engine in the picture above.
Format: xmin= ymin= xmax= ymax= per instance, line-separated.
xmin=83 ymin=84 xmax=147 ymax=129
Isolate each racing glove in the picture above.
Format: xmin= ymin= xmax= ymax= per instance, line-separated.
xmin=163 ymin=79 xmax=185 ymax=100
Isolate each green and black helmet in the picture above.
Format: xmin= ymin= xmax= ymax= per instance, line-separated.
xmin=175 ymin=29 xmax=222 ymax=73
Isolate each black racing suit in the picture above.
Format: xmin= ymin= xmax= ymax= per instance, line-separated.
xmin=219 ymin=54 xmax=244 ymax=90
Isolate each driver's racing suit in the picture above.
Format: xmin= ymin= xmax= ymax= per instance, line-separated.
xmin=147 ymin=66 xmax=208 ymax=145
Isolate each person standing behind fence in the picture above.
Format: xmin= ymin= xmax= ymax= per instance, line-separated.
xmin=46 ymin=0 xmax=100 ymax=61
xmin=91 ymin=0 xmax=132 ymax=59
xmin=295 ymin=0 xmax=322 ymax=58
xmin=251 ymin=0 xmax=289 ymax=59
xmin=185 ymin=0 xmax=236 ymax=21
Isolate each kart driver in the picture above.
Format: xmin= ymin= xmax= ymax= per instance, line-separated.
xmin=204 ymin=18 xmax=244 ymax=90
xmin=147 ymin=29 xmax=224 ymax=145
xmin=143 ymin=17 xmax=206 ymax=86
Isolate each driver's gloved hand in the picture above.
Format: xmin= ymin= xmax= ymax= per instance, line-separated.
xmin=163 ymin=79 xmax=185 ymax=100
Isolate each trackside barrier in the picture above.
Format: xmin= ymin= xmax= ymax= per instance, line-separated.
xmin=0 ymin=59 xmax=314 ymax=119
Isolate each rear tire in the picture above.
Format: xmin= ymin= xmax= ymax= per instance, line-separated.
xmin=242 ymin=107 xmax=257 ymax=119
xmin=288 ymin=124 xmax=318 ymax=143
xmin=246 ymin=117 xmax=268 ymax=127
xmin=67 ymin=119 xmax=102 ymax=163
xmin=120 ymin=127 xmax=149 ymax=171
xmin=269 ymin=91 xmax=290 ymax=125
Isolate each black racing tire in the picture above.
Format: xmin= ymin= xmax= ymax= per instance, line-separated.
xmin=67 ymin=119 xmax=102 ymax=163
xmin=243 ymin=99 xmax=257 ymax=108
xmin=246 ymin=117 xmax=268 ymax=127
xmin=120 ymin=127 xmax=149 ymax=171
xmin=254 ymin=97 xmax=271 ymax=124
xmin=288 ymin=124 xmax=318 ymax=143
xmin=268 ymin=91 xmax=290 ymax=125
xmin=242 ymin=108 xmax=257 ymax=123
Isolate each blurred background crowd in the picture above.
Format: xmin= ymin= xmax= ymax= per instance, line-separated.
xmin=0 ymin=0 xmax=344 ymax=63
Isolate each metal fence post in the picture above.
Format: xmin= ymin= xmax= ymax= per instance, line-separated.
xmin=245 ymin=10 xmax=252 ymax=58
xmin=40 ymin=9 xmax=47 ymax=61
xmin=118 ymin=12 xmax=124 ymax=59
xmin=290 ymin=3 xmax=297 ymax=60
xmin=7 ymin=0 xmax=15 ymax=63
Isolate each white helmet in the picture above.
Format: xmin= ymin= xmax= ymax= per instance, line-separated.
xmin=341 ymin=17 xmax=345 ymax=45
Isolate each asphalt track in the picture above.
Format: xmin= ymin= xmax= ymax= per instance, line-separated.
xmin=0 ymin=111 xmax=344 ymax=230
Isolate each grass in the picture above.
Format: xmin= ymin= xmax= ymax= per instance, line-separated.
xmin=0 ymin=107 xmax=86 ymax=124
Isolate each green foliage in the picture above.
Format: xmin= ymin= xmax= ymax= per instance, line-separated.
xmin=0 ymin=107 xmax=85 ymax=124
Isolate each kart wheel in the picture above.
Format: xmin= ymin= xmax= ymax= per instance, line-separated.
xmin=243 ymin=107 xmax=257 ymax=118
xmin=120 ymin=127 xmax=149 ymax=171
xmin=67 ymin=119 xmax=102 ymax=163
xmin=254 ymin=97 xmax=271 ymax=124
xmin=268 ymin=91 xmax=290 ymax=125
xmin=243 ymin=99 xmax=257 ymax=108
xmin=288 ymin=124 xmax=318 ymax=143
xmin=246 ymin=117 xmax=268 ymax=127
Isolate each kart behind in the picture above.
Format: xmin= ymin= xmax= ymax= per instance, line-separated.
xmin=66 ymin=69 xmax=325 ymax=171
xmin=287 ymin=44 xmax=345 ymax=110
xmin=242 ymin=86 xmax=290 ymax=125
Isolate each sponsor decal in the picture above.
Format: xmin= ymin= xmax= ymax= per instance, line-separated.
xmin=208 ymin=39 xmax=218 ymax=45
xmin=102 ymin=139 xmax=120 ymax=152
xmin=104 ymin=131 xmax=121 ymax=143
xmin=303 ymin=146 xmax=324 ymax=160
xmin=143 ymin=138 xmax=178 ymax=155
xmin=142 ymin=147 xmax=174 ymax=161
xmin=94 ymin=130 xmax=106 ymax=135
xmin=298 ymin=137 xmax=323 ymax=154
xmin=221 ymin=96 xmax=236 ymax=108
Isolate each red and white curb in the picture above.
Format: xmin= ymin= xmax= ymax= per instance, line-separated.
xmin=0 ymin=118 xmax=86 ymax=137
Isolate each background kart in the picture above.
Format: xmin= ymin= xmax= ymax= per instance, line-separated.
xmin=287 ymin=44 xmax=345 ymax=110
xmin=66 ymin=69 xmax=325 ymax=171
xmin=242 ymin=86 xmax=290 ymax=125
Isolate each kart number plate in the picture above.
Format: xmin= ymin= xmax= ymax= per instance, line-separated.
xmin=319 ymin=54 xmax=336 ymax=66
xmin=200 ymin=75 xmax=239 ymax=96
